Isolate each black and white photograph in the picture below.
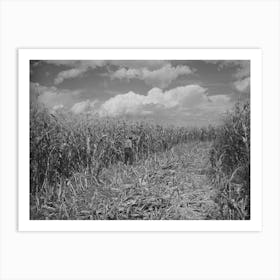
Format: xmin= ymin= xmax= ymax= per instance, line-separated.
xmin=2 ymin=1 xmax=279 ymax=279
xmin=29 ymin=57 xmax=251 ymax=221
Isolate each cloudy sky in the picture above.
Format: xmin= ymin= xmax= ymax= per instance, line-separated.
xmin=30 ymin=59 xmax=250 ymax=127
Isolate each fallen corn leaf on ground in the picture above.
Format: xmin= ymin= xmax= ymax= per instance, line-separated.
xmin=31 ymin=141 xmax=219 ymax=220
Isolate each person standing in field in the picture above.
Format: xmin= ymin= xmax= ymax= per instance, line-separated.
xmin=124 ymin=135 xmax=133 ymax=165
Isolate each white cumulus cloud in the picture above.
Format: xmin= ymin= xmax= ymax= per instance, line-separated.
xmin=98 ymin=85 xmax=230 ymax=118
xmin=52 ymin=104 xmax=64 ymax=110
xmin=54 ymin=68 xmax=87 ymax=85
xmin=53 ymin=60 xmax=106 ymax=85
xmin=111 ymin=63 xmax=193 ymax=88
xmin=71 ymin=99 xmax=98 ymax=114
xmin=71 ymin=100 xmax=91 ymax=114
xmin=49 ymin=60 xmax=193 ymax=87
xmin=205 ymin=60 xmax=250 ymax=93
xmin=234 ymin=77 xmax=250 ymax=93
xmin=30 ymin=82 xmax=83 ymax=109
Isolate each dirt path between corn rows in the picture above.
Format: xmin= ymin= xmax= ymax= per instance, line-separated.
xmin=75 ymin=142 xmax=217 ymax=220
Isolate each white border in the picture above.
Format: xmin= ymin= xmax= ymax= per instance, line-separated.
xmin=18 ymin=49 xmax=262 ymax=231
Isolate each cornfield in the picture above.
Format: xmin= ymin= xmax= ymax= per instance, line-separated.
xmin=209 ymin=101 xmax=250 ymax=219
xmin=30 ymin=101 xmax=250 ymax=220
